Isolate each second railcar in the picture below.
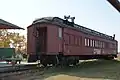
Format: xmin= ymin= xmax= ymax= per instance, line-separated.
xmin=27 ymin=17 xmax=118 ymax=66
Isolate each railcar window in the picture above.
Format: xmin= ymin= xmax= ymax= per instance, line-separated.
xmin=102 ymin=42 xmax=105 ymax=48
xmin=64 ymin=34 xmax=69 ymax=45
xmin=75 ymin=36 xmax=77 ymax=45
xmin=101 ymin=42 xmax=103 ymax=48
xmin=90 ymin=39 xmax=92 ymax=47
xmin=93 ymin=40 xmax=94 ymax=47
xmin=97 ymin=41 xmax=99 ymax=48
xmin=109 ymin=43 xmax=112 ymax=48
xmin=95 ymin=40 xmax=96 ymax=47
xmin=112 ymin=43 xmax=114 ymax=48
xmin=112 ymin=44 xmax=114 ymax=48
xmin=68 ymin=35 xmax=70 ymax=44
xmin=71 ymin=35 xmax=74 ymax=45
xmin=88 ymin=39 xmax=90 ymax=46
xmin=113 ymin=44 xmax=116 ymax=48
xmin=69 ymin=35 xmax=73 ymax=45
xmin=58 ymin=27 xmax=62 ymax=38
xmin=68 ymin=35 xmax=70 ymax=45
xmin=95 ymin=40 xmax=97 ymax=47
xmin=72 ymin=36 xmax=75 ymax=45
xmin=96 ymin=41 xmax=97 ymax=47
xmin=85 ymin=38 xmax=87 ymax=46
xmin=100 ymin=41 xmax=102 ymax=48
xmin=98 ymin=41 xmax=100 ymax=48
xmin=113 ymin=44 xmax=115 ymax=48
xmin=78 ymin=37 xmax=81 ymax=46
xmin=77 ymin=37 xmax=79 ymax=46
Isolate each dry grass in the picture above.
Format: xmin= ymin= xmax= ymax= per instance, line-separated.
xmin=3 ymin=59 xmax=120 ymax=80
xmin=41 ymin=59 xmax=120 ymax=80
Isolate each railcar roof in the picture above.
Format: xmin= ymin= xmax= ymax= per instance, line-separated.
xmin=0 ymin=19 xmax=24 ymax=30
xmin=33 ymin=17 xmax=115 ymax=41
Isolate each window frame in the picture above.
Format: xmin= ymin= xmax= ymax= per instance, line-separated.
xmin=58 ymin=27 xmax=62 ymax=38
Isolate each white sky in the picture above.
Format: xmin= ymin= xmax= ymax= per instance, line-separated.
xmin=0 ymin=0 xmax=120 ymax=51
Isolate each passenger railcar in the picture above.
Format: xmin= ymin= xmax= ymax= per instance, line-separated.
xmin=27 ymin=16 xmax=118 ymax=66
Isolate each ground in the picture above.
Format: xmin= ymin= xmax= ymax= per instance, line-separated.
xmin=1 ymin=59 xmax=120 ymax=80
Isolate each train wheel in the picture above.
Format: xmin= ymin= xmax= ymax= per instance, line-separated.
xmin=52 ymin=61 xmax=57 ymax=66
xmin=42 ymin=63 xmax=47 ymax=67
xmin=108 ymin=56 xmax=114 ymax=60
xmin=59 ymin=57 xmax=69 ymax=67
xmin=73 ymin=60 xmax=79 ymax=65
xmin=41 ymin=58 xmax=48 ymax=67
xmin=104 ymin=56 xmax=114 ymax=60
xmin=52 ymin=56 xmax=58 ymax=67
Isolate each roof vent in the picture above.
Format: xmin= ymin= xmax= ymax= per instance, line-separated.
xmin=64 ymin=15 xmax=70 ymax=21
xmin=70 ymin=17 xmax=75 ymax=23
xmin=64 ymin=15 xmax=75 ymax=23
xmin=113 ymin=34 xmax=115 ymax=40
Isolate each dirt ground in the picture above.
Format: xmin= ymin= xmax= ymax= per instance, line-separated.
xmin=1 ymin=59 xmax=120 ymax=80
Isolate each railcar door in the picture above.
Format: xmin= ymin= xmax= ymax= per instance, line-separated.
xmin=36 ymin=27 xmax=47 ymax=55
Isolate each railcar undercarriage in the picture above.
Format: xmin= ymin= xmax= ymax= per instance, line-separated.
xmin=33 ymin=53 xmax=117 ymax=67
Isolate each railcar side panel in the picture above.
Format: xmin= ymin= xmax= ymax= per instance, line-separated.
xmin=63 ymin=27 xmax=94 ymax=55
xmin=63 ymin=26 xmax=117 ymax=56
xmin=27 ymin=25 xmax=36 ymax=55
xmin=47 ymin=24 xmax=62 ymax=55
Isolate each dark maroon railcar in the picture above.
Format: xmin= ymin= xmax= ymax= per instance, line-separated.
xmin=27 ymin=16 xmax=118 ymax=66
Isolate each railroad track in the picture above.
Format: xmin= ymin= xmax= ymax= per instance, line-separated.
xmin=0 ymin=62 xmax=85 ymax=79
xmin=0 ymin=64 xmax=38 ymax=73
xmin=0 ymin=63 xmax=44 ymax=79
